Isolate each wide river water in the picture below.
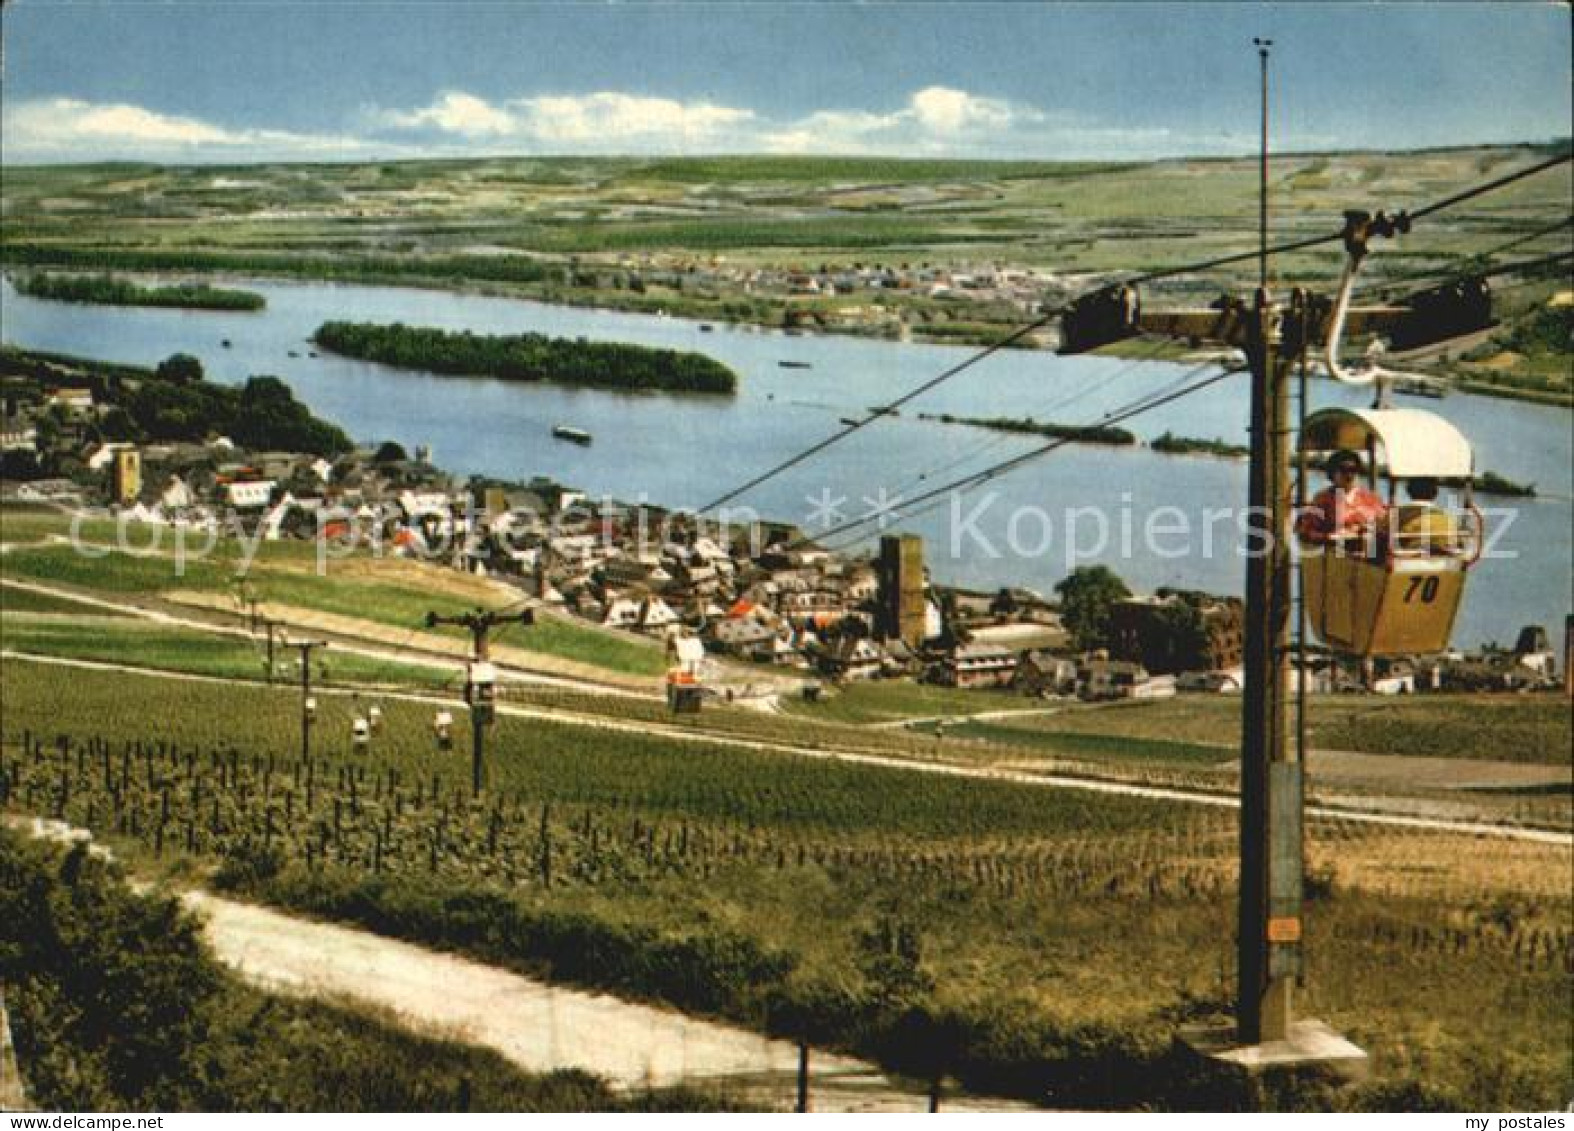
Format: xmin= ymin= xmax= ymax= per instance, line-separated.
xmin=4 ymin=275 xmax=1570 ymax=648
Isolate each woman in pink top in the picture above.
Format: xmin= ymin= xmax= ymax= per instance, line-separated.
xmin=1296 ymin=449 xmax=1386 ymax=545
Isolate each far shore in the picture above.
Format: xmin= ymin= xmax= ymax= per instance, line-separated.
xmin=3 ymin=263 xmax=1569 ymax=409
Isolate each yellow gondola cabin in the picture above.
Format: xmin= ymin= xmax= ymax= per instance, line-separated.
xmin=1297 ymin=406 xmax=1483 ymax=657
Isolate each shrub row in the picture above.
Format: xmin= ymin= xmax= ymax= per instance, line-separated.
xmin=313 ymin=320 xmax=738 ymax=395
xmin=13 ymin=272 xmax=265 ymax=311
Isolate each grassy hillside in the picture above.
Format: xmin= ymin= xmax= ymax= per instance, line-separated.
xmin=0 ymin=508 xmax=665 ymax=680
xmin=947 ymin=695 xmax=1572 ymax=766
xmin=5 ymin=149 xmax=1565 ymax=280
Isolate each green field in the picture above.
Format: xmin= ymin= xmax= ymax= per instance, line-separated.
xmin=4 ymin=146 xmax=1567 ymax=402
xmin=781 ymin=678 xmax=1021 ymax=725
xmin=0 ymin=611 xmax=453 ymax=688
xmin=7 ymin=150 xmax=1564 ymax=282
xmin=963 ymin=695 xmax=1573 ymax=766
xmin=4 ymin=511 xmax=1566 ymax=786
xmin=943 ymin=720 xmax=1232 ymax=768
xmin=0 ymin=502 xmax=128 ymax=545
xmin=0 ymin=520 xmax=666 ymax=679
xmin=2 ymin=658 xmax=1569 ymax=1109
xmin=0 ymin=586 xmax=131 ymax=616
xmin=2 ymin=511 xmax=1569 ymax=1106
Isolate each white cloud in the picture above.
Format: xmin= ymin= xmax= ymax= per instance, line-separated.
xmin=510 ymin=93 xmax=754 ymax=145
xmin=909 ymin=86 xmax=1025 ymax=134
xmin=372 ymin=89 xmax=755 ymax=151
xmin=379 ymin=91 xmax=515 ymax=138
xmin=761 ymin=109 xmax=901 ymax=154
xmin=2 ymin=97 xmax=383 ymax=163
xmin=6 ymin=97 xmax=239 ymax=149
xmin=2 ymin=87 xmax=1288 ymax=165
xmin=760 ymin=87 xmax=1052 ymax=156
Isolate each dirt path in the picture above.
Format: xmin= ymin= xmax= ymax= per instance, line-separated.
xmin=182 ymin=891 xmax=968 ymax=1111
xmin=3 ymin=815 xmax=1021 ymax=1111
xmin=5 ymin=651 xmax=1568 ymax=846
xmin=889 ymin=709 xmax=1570 ymax=792
xmin=869 ymin=706 xmax=1067 ymax=729
xmin=1304 ymin=748 xmax=1571 ymax=791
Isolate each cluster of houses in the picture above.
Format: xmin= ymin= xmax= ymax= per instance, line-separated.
xmin=729 ymin=260 xmax=1054 ymax=308
xmin=591 ymin=254 xmax=1065 ymax=337
xmin=2 ymin=382 xmax=95 ymax=462
xmin=7 ymin=431 xmax=461 ymax=543
xmin=1400 ymin=625 xmax=1566 ymax=694
xmin=5 ymin=413 xmax=1564 ymax=701
xmin=493 ymin=490 xmax=895 ymax=674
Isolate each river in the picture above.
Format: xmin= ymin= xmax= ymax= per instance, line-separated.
xmin=3 ymin=275 xmax=1570 ymax=648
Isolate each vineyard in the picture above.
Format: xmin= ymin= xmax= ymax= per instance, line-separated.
xmin=949 ymin=693 xmax=1574 ymax=766
xmin=0 ymin=612 xmax=455 ymax=688
xmin=1 ymin=659 xmax=1569 ymax=1109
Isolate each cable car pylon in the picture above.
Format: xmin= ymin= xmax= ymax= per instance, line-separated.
xmin=1057 ymin=51 xmax=1520 ymax=1075
xmin=1077 ymin=38 xmax=1370 ymax=1079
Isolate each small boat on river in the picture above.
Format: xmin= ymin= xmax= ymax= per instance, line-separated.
xmin=552 ymin=425 xmax=593 ymax=445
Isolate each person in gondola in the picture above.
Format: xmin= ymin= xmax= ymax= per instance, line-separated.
xmin=1295 ymin=449 xmax=1386 ymax=552
xmin=1389 ymin=476 xmax=1460 ymax=556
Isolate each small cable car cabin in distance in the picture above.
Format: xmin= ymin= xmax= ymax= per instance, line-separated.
xmin=1296 ymin=406 xmax=1484 ymax=658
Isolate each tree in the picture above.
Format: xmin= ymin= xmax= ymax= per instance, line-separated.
xmin=1054 ymin=565 xmax=1131 ymax=652
xmin=98 ymin=406 xmax=137 ymax=442
xmin=32 ymin=406 xmax=64 ymax=452
xmin=1151 ymin=598 xmax=1211 ymax=672
xmin=374 ymin=440 xmax=409 ymax=464
xmin=0 ymin=449 xmax=41 ymax=479
xmin=228 ymin=376 xmax=352 ymax=455
xmin=0 ymin=834 xmax=222 ymax=1108
xmin=856 ymin=913 xmax=932 ymax=1007
xmin=154 ymin=353 xmax=204 ymax=385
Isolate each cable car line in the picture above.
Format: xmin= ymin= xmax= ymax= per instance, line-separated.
xmin=691 ymin=151 xmax=1570 ymax=518
xmin=1404 ymin=150 xmax=1573 ymax=223
xmin=885 ymin=336 xmax=1175 ymax=501
xmin=815 ymin=363 xmax=1236 ymax=553
xmin=808 ymin=360 xmax=1238 ymax=552
xmin=1359 ymin=218 xmax=1573 ymax=299
xmin=695 ymin=311 xmax=1061 ymax=514
xmin=1451 ymin=214 xmax=1573 ymax=265
xmin=800 ymin=206 xmax=1545 ymax=556
xmin=915 ymin=342 xmax=1232 ymax=502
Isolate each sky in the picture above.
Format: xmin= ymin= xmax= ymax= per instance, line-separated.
xmin=1 ymin=2 xmax=1569 ymax=165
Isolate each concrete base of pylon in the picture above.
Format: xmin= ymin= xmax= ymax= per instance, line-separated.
xmin=1179 ymin=1018 xmax=1370 ymax=1082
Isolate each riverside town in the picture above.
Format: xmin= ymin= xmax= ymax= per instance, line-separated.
xmin=1 ymin=2 xmax=1570 ymax=1123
